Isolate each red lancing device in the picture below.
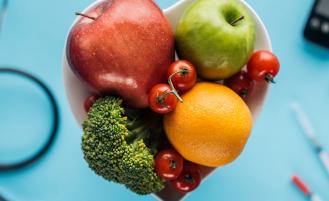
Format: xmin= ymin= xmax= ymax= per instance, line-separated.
xmin=291 ymin=175 xmax=323 ymax=201
xmin=291 ymin=175 xmax=311 ymax=196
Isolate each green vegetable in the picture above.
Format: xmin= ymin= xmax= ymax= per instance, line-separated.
xmin=82 ymin=96 xmax=165 ymax=195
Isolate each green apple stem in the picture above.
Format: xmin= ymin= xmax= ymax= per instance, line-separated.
xmin=75 ymin=12 xmax=96 ymax=21
xmin=230 ymin=16 xmax=244 ymax=26
xmin=168 ymin=70 xmax=184 ymax=102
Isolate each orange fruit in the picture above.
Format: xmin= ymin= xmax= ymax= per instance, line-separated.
xmin=163 ymin=82 xmax=253 ymax=167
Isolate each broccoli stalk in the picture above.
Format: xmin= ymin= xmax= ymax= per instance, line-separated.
xmin=82 ymin=96 xmax=165 ymax=195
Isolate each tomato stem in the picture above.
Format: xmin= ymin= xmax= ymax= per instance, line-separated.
xmin=170 ymin=160 xmax=177 ymax=170
xmin=75 ymin=12 xmax=96 ymax=20
xmin=264 ymin=73 xmax=276 ymax=84
xmin=184 ymin=174 xmax=195 ymax=183
xmin=230 ymin=16 xmax=244 ymax=26
xmin=156 ymin=90 xmax=175 ymax=110
xmin=239 ymin=89 xmax=248 ymax=98
xmin=168 ymin=70 xmax=186 ymax=102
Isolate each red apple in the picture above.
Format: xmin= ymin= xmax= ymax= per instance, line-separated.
xmin=67 ymin=0 xmax=175 ymax=108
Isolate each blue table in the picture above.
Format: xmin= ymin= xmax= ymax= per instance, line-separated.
xmin=0 ymin=0 xmax=329 ymax=200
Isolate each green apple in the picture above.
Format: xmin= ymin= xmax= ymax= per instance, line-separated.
xmin=175 ymin=0 xmax=256 ymax=80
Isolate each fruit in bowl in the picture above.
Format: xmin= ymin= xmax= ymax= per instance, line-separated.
xmin=175 ymin=0 xmax=256 ymax=80
xmin=62 ymin=0 xmax=279 ymax=200
xmin=67 ymin=0 xmax=175 ymax=108
xmin=164 ymin=82 xmax=253 ymax=167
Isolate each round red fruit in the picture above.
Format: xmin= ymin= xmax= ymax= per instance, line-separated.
xmin=171 ymin=162 xmax=201 ymax=193
xmin=148 ymin=84 xmax=178 ymax=114
xmin=247 ymin=50 xmax=280 ymax=83
xmin=224 ymin=71 xmax=254 ymax=99
xmin=167 ymin=60 xmax=197 ymax=92
xmin=155 ymin=149 xmax=184 ymax=180
xmin=84 ymin=95 xmax=100 ymax=112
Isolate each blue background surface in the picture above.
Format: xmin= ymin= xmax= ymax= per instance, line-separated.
xmin=0 ymin=0 xmax=329 ymax=200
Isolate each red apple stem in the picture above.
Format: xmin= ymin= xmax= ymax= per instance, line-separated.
xmin=230 ymin=16 xmax=244 ymax=26
xmin=75 ymin=12 xmax=96 ymax=21
xmin=168 ymin=70 xmax=184 ymax=102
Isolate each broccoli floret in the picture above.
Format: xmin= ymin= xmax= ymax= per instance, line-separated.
xmin=81 ymin=96 xmax=165 ymax=195
xmin=120 ymin=141 xmax=164 ymax=194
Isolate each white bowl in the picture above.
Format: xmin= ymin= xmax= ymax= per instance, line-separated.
xmin=62 ymin=0 xmax=272 ymax=200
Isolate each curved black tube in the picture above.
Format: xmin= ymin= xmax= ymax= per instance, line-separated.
xmin=0 ymin=68 xmax=60 ymax=171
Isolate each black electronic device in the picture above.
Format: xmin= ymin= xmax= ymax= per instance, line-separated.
xmin=304 ymin=0 xmax=329 ymax=48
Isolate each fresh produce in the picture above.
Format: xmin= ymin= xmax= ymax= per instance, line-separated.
xmin=167 ymin=60 xmax=197 ymax=92
xmin=73 ymin=0 xmax=280 ymax=196
xmin=84 ymin=95 xmax=99 ymax=112
xmin=67 ymin=0 xmax=175 ymax=108
xmin=171 ymin=162 xmax=201 ymax=193
xmin=148 ymin=84 xmax=179 ymax=114
xmin=164 ymin=82 xmax=253 ymax=167
xmin=155 ymin=149 xmax=184 ymax=180
xmin=247 ymin=50 xmax=280 ymax=83
xmin=175 ymin=0 xmax=256 ymax=80
xmin=224 ymin=70 xmax=254 ymax=100
xmin=81 ymin=96 xmax=165 ymax=195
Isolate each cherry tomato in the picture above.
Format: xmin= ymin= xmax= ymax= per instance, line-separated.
xmin=171 ymin=162 xmax=201 ymax=193
xmin=247 ymin=50 xmax=280 ymax=83
xmin=155 ymin=149 xmax=184 ymax=180
xmin=224 ymin=71 xmax=254 ymax=100
xmin=148 ymin=84 xmax=178 ymax=114
xmin=167 ymin=60 xmax=197 ymax=92
xmin=84 ymin=95 xmax=100 ymax=112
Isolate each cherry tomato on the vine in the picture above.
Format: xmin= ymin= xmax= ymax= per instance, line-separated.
xmin=155 ymin=149 xmax=184 ymax=180
xmin=247 ymin=50 xmax=280 ymax=83
xmin=84 ymin=95 xmax=100 ymax=112
xmin=171 ymin=162 xmax=201 ymax=193
xmin=167 ymin=60 xmax=197 ymax=92
xmin=148 ymin=84 xmax=178 ymax=114
xmin=224 ymin=70 xmax=254 ymax=100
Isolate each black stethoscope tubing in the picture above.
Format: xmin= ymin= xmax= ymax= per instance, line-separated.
xmin=0 ymin=2 xmax=59 ymax=201
xmin=0 ymin=68 xmax=60 ymax=171
xmin=0 ymin=193 xmax=6 ymax=201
